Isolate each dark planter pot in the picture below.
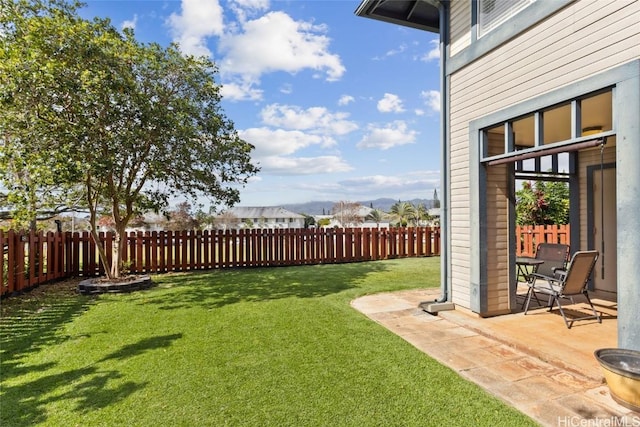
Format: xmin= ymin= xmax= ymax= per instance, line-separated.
xmin=594 ymin=348 xmax=640 ymax=412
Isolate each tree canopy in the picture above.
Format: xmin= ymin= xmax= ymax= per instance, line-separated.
xmin=1 ymin=0 xmax=259 ymax=277
xmin=516 ymin=180 xmax=569 ymax=225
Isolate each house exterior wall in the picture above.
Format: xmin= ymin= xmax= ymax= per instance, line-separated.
xmin=484 ymin=161 xmax=511 ymax=314
xmin=449 ymin=0 xmax=470 ymax=56
xmin=447 ymin=0 xmax=640 ymax=315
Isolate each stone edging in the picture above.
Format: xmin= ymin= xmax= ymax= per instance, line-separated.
xmin=78 ymin=275 xmax=154 ymax=295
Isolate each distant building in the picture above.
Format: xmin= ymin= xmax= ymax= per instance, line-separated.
xmin=427 ymin=208 xmax=440 ymax=226
xmin=219 ymin=207 xmax=306 ymax=229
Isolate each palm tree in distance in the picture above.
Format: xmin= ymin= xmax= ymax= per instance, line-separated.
xmin=389 ymin=201 xmax=416 ymax=227
xmin=413 ymin=203 xmax=432 ymax=226
xmin=365 ymin=209 xmax=386 ymax=227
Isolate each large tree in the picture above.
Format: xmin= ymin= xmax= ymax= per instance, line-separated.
xmin=1 ymin=0 xmax=259 ymax=278
xmin=1 ymin=0 xmax=86 ymax=229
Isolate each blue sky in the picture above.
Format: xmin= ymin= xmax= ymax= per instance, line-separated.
xmin=80 ymin=0 xmax=442 ymax=207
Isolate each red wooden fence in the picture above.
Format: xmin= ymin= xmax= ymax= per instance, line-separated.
xmin=515 ymin=224 xmax=571 ymax=257
xmin=1 ymin=227 xmax=440 ymax=297
xmin=1 ymin=225 xmax=570 ymax=297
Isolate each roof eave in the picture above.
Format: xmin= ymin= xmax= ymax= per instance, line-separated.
xmin=354 ymin=0 xmax=441 ymax=34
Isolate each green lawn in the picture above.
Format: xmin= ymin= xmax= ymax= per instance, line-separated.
xmin=1 ymin=257 xmax=536 ymax=426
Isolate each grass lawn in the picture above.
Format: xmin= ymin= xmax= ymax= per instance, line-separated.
xmin=1 ymin=257 xmax=536 ymax=426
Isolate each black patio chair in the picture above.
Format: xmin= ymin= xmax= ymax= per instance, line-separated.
xmin=524 ymin=250 xmax=601 ymax=329
xmin=520 ymin=243 xmax=570 ymax=309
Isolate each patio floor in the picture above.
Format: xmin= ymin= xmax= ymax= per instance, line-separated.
xmin=351 ymin=287 xmax=639 ymax=426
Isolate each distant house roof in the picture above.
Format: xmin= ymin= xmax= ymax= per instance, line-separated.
xmin=226 ymin=207 xmax=305 ymax=219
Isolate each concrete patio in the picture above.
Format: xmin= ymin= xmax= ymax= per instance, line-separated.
xmin=352 ymin=287 xmax=639 ymax=426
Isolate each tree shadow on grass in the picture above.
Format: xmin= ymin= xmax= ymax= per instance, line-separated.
xmin=1 ymin=365 xmax=146 ymax=426
xmin=144 ymin=262 xmax=390 ymax=311
xmin=100 ymin=333 xmax=183 ymax=362
xmin=1 ymin=283 xmax=96 ymax=383
xmin=1 ymin=333 xmax=183 ymax=427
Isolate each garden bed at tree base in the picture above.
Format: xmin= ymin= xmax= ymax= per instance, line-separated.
xmin=78 ymin=275 xmax=154 ymax=295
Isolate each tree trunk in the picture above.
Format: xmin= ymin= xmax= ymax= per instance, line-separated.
xmin=90 ymin=228 xmax=113 ymax=279
xmin=111 ymin=224 xmax=128 ymax=278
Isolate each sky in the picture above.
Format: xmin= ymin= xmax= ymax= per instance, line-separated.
xmin=79 ymin=0 xmax=442 ymax=208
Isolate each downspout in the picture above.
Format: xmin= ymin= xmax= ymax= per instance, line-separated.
xmin=421 ymin=0 xmax=454 ymax=313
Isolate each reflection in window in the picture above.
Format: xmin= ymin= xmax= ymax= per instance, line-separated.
xmin=540 ymin=155 xmax=553 ymax=171
xmin=543 ymin=103 xmax=571 ymax=145
xmin=581 ymin=90 xmax=612 ymax=136
xmin=485 ymin=124 xmax=505 ymax=156
xmin=512 ymin=114 xmax=535 ymax=150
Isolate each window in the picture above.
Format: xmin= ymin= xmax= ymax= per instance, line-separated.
xmin=542 ymin=103 xmax=571 ymax=145
xmin=512 ymin=114 xmax=535 ymax=150
xmin=478 ymin=0 xmax=536 ymax=38
xmin=485 ymin=123 xmax=505 ymax=157
xmin=581 ymin=90 xmax=612 ymax=136
xmin=480 ymin=88 xmax=613 ymax=174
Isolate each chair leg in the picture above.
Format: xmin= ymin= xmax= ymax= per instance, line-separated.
xmin=523 ymin=287 xmax=534 ymax=314
xmin=550 ymin=296 xmax=572 ymax=329
xmin=521 ymin=282 xmax=542 ymax=310
xmin=551 ymin=292 xmax=601 ymax=329
xmin=583 ymin=292 xmax=602 ymax=324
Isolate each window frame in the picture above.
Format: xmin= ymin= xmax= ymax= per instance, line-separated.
xmin=479 ymin=88 xmax=615 ymax=176
xmin=477 ymin=0 xmax=536 ymax=39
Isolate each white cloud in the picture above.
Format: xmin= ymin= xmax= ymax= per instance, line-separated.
xmin=218 ymin=11 xmax=345 ymax=82
xmin=338 ymin=95 xmax=355 ymax=106
xmin=373 ymin=43 xmax=407 ymax=60
xmin=415 ymin=109 xmax=425 ymax=116
xmin=279 ymin=83 xmax=293 ymax=94
xmin=220 ymin=81 xmax=263 ymax=101
xmin=420 ymin=39 xmax=440 ymax=62
xmin=259 ymin=104 xmax=358 ymax=135
xmin=421 ymin=90 xmax=441 ymax=113
xmin=338 ymin=171 xmax=440 ymax=193
xmin=259 ymin=156 xmax=352 ymax=175
xmin=168 ymin=3 xmax=344 ymax=101
xmin=386 ymin=44 xmax=407 ymax=57
xmin=121 ymin=14 xmax=138 ymax=31
xmin=229 ymin=0 xmax=270 ymax=23
xmin=357 ymin=121 xmax=417 ymax=150
xmin=167 ymin=0 xmax=224 ymax=57
xmin=303 ymin=170 xmax=440 ymax=200
xmin=239 ymin=127 xmax=333 ymax=158
xmin=377 ymin=93 xmax=405 ymax=113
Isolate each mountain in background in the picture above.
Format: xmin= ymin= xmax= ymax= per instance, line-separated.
xmin=277 ymin=198 xmax=435 ymax=215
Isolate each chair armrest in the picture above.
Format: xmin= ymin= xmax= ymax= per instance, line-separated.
xmin=529 ymin=272 xmax=561 ymax=286
xmin=552 ymin=268 xmax=567 ymax=280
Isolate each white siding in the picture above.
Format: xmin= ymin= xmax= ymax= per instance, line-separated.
xmin=450 ymin=0 xmax=472 ymax=56
xmin=448 ymin=0 xmax=640 ymax=311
